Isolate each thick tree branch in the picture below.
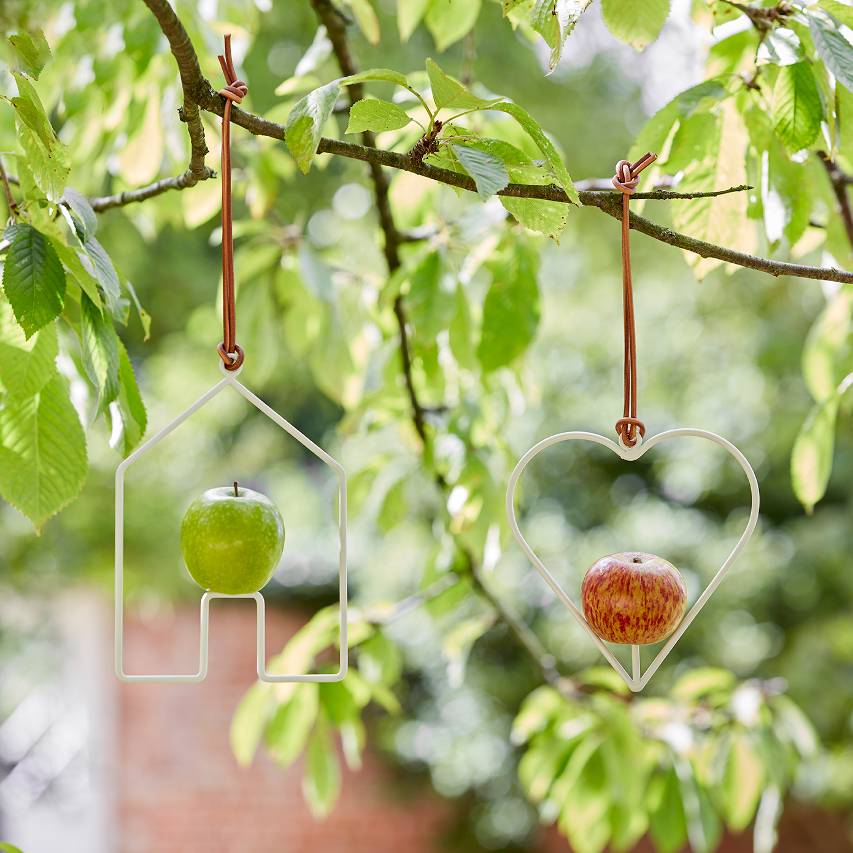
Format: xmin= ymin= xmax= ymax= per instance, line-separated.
xmin=90 ymin=168 xmax=215 ymax=212
xmin=310 ymin=0 xmax=433 ymax=453
xmin=139 ymin=0 xmax=851 ymax=284
xmin=141 ymin=0 xmax=215 ymax=179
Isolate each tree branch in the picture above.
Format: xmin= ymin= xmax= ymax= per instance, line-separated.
xmin=309 ymin=0 xmax=434 ymax=453
xmin=137 ymin=0 xmax=852 ymax=284
xmin=817 ymin=150 xmax=853 ymax=251
xmin=90 ymin=168 xmax=215 ymax=212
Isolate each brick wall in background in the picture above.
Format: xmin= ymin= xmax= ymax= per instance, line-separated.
xmin=117 ymin=601 xmax=853 ymax=853
xmin=118 ymin=601 xmax=452 ymax=853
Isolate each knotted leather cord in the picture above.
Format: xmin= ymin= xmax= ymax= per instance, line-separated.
xmin=611 ymin=152 xmax=657 ymax=447
xmin=217 ymin=35 xmax=248 ymax=371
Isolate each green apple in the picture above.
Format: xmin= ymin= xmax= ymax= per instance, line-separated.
xmin=180 ymin=483 xmax=285 ymax=594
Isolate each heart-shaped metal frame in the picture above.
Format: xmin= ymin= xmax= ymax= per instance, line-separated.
xmin=506 ymin=428 xmax=760 ymax=691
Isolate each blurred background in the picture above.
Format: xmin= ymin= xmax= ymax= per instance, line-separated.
xmin=0 ymin=0 xmax=851 ymax=850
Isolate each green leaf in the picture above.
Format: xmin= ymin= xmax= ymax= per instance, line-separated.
xmin=0 ymin=301 xmax=57 ymax=398
xmin=648 ymin=768 xmax=687 ymax=853
xmin=230 ymin=683 xmax=275 ymax=766
xmin=341 ymin=68 xmax=411 ymax=88
xmin=80 ymin=293 xmax=120 ymax=413
xmin=442 ymin=612 xmax=495 ymax=686
xmin=62 ymin=188 xmax=98 ymax=239
xmin=303 ymin=719 xmax=341 ymax=817
xmin=601 ymin=0 xmax=669 ymax=51
xmin=528 ymin=0 xmax=593 ymax=72
xmin=492 ymin=102 xmax=579 ymax=204
xmin=0 ymin=373 xmax=87 ymax=531
xmin=345 ymin=0 xmax=381 ymax=44
xmin=772 ymin=62 xmax=823 ymax=152
xmin=50 ymin=239 xmax=102 ymax=311
xmin=9 ymin=72 xmax=57 ymax=152
xmin=808 ymin=9 xmax=853 ymax=91
xmin=802 ymin=290 xmax=852 ymax=403
xmin=125 ymin=280 xmax=152 ymax=341
xmin=0 ymin=843 xmax=24 ymax=853
xmin=110 ymin=343 xmax=147 ymax=455
xmin=358 ymin=632 xmax=403 ymax=686
xmin=83 ymin=236 xmax=122 ymax=318
xmin=425 ymin=0 xmax=482 ymax=51
xmin=757 ymin=28 xmax=804 ymax=67
xmin=672 ymin=667 xmax=736 ymax=701
xmin=721 ymin=731 xmax=764 ymax=831
xmin=8 ymin=29 xmax=51 ymax=79
xmin=1 ymin=224 xmax=66 ymax=338
xmin=399 ymin=0 xmax=431 ymax=40
xmin=791 ymin=395 xmax=839 ymax=513
xmin=285 ymin=81 xmax=342 ymax=173
xmin=819 ymin=0 xmax=853 ymax=28
xmin=266 ymin=683 xmax=320 ymax=766
xmin=477 ymin=241 xmax=540 ymax=370
xmin=405 ymin=250 xmax=454 ymax=337
xmin=672 ymin=100 xmax=753 ymax=278
xmin=346 ymin=98 xmax=412 ymax=134
xmin=426 ymin=58 xmax=497 ymax=110
xmin=451 ymin=144 xmax=509 ymax=198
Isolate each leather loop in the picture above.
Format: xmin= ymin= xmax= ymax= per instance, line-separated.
xmin=611 ymin=153 xmax=657 ymax=445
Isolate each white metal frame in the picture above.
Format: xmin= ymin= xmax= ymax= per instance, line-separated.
xmin=506 ymin=428 xmax=759 ymax=692
xmin=115 ymin=363 xmax=347 ymax=683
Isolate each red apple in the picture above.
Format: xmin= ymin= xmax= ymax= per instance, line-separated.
xmin=581 ymin=552 xmax=687 ymax=645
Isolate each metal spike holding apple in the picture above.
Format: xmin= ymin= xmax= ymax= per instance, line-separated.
xmin=180 ymin=482 xmax=285 ymax=595
xmin=581 ymin=552 xmax=687 ymax=645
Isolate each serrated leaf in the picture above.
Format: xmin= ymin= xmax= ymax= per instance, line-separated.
xmin=285 ymin=81 xmax=342 ymax=173
xmin=8 ymin=29 xmax=51 ymax=79
xmin=0 ymin=301 xmax=57 ymax=398
xmin=346 ymin=98 xmax=412 ymax=134
xmin=791 ymin=395 xmax=839 ymax=513
xmin=477 ymin=241 xmax=540 ymax=370
xmin=1 ymin=224 xmax=66 ymax=338
xmin=49 ymin=238 xmax=102 ymax=310
xmin=61 ymin=188 xmax=98 ymax=239
xmin=230 ymin=683 xmax=275 ymax=766
xmin=529 ymin=0 xmax=593 ymax=71
xmin=302 ymin=719 xmax=341 ymax=817
xmin=9 ymin=71 xmax=57 ymax=152
xmin=672 ymin=100 xmax=752 ymax=278
xmin=426 ymin=58 xmax=498 ymax=110
xmin=772 ymin=62 xmax=823 ymax=152
xmin=809 ymin=9 xmax=853 ymax=91
xmin=0 ymin=373 xmax=87 ymax=531
xmin=399 ymin=0 xmax=431 ymax=40
xmin=722 ymin=732 xmax=764 ymax=831
xmin=425 ymin=0 xmax=481 ymax=51
xmin=80 ymin=293 xmax=120 ymax=413
xmin=110 ymin=343 xmax=147 ymax=455
xmin=265 ymin=684 xmax=319 ymax=766
xmin=452 ymin=144 xmax=509 ymax=198
xmin=492 ymin=102 xmax=579 ymax=203
xmin=83 ymin=236 xmax=122 ymax=318
xmin=601 ymin=0 xmax=669 ymax=51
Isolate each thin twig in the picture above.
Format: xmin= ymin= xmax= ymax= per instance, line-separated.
xmin=817 ymin=151 xmax=853 ymax=251
xmin=90 ymin=168 xmax=216 ymax=212
xmin=0 ymin=157 xmax=20 ymax=218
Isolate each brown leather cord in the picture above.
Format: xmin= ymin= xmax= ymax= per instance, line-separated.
xmin=217 ymin=35 xmax=248 ymax=371
xmin=612 ymin=152 xmax=657 ymax=447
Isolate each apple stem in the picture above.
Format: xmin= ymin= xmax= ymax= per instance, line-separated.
xmin=233 ymin=480 xmax=239 ymax=497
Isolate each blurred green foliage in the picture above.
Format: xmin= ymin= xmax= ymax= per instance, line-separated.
xmin=1 ymin=0 xmax=851 ymax=850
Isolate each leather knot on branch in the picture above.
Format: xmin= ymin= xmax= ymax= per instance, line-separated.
xmin=217 ymin=34 xmax=245 ymax=371
xmin=612 ymin=152 xmax=657 ymax=447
